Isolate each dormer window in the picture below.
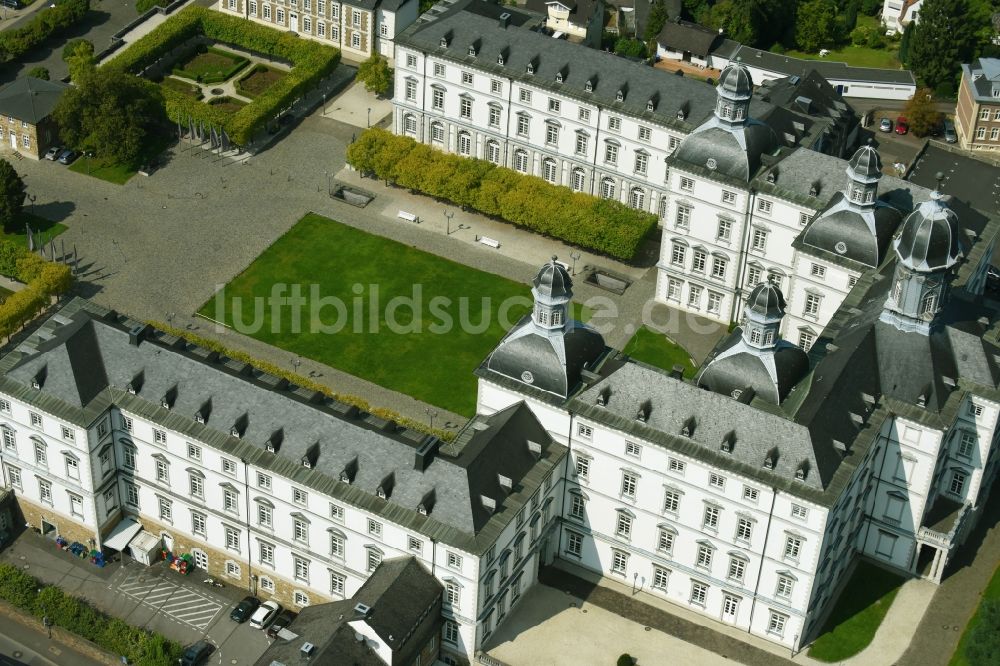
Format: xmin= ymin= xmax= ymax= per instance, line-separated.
xmin=230 ymin=427 xmax=241 ymax=438
xmin=468 ymin=45 xmax=476 ymax=56
xmin=161 ymin=398 xmax=171 ymax=410
xmin=526 ymin=62 xmax=534 ymax=75
xmin=195 ymin=412 xmax=205 ymax=424
xmin=439 ymin=36 xmax=449 ymax=48
xmin=585 ymin=79 xmax=593 ymax=92
xmin=497 ymin=53 xmax=505 ymax=65
xmin=616 ymin=89 xmax=624 ymax=102
xmin=556 ymin=71 xmax=563 ymax=83
xmin=676 ymin=109 xmax=685 ymax=120
xmin=647 ymin=99 xmax=655 ymax=111
xmin=418 ymin=504 xmax=428 ymax=515
xmin=126 ymin=383 xmax=136 ymax=395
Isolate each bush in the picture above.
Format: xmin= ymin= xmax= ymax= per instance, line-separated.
xmin=966 ymin=599 xmax=1000 ymax=665
xmin=0 ymin=0 xmax=90 ymax=65
xmin=109 ymin=6 xmax=339 ymax=146
xmin=0 ymin=241 xmax=72 ymax=339
xmin=0 ymin=563 xmax=183 ymax=666
xmin=617 ymin=655 xmax=634 ymax=666
xmin=614 ymin=38 xmax=646 ymax=58
xmin=136 ymin=0 xmax=169 ymax=12
xmin=62 ymin=38 xmax=94 ymax=62
xmin=346 ymin=128 xmax=657 ymax=261
xmin=25 ymin=66 xmax=49 ymax=80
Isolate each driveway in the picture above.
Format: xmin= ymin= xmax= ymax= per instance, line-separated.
xmin=0 ymin=530 xmax=271 ymax=665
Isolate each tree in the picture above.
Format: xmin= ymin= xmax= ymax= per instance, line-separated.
xmin=61 ymin=38 xmax=93 ymax=62
xmin=52 ymin=67 xmax=166 ymax=167
xmin=703 ymin=0 xmax=795 ymax=49
xmin=357 ymin=54 xmax=391 ymax=97
xmin=614 ymin=37 xmax=647 ymax=58
xmin=0 ymin=160 xmax=26 ymax=233
xmin=966 ymin=600 xmax=1000 ymax=666
xmin=898 ymin=21 xmax=914 ymax=65
xmin=644 ymin=0 xmax=671 ymax=41
xmin=25 ymin=66 xmax=49 ymax=80
xmin=795 ymin=0 xmax=838 ymax=52
xmin=903 ymin=89 xmax=942 ymax=136
xmin=909 ymin=0 xmax=988 ymax=93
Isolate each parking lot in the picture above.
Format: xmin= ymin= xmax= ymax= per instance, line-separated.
xmin=115 ymin=566 xmax=224 ymax=631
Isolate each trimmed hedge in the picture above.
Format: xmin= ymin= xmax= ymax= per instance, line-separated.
xmin=171 ymin=46 xmax=248 ymax=84
xmin=152 ymin=321 xmax=457 ymax=442
xmin=346 ymin=128 xmax=657 ymax=261
xmin=109 ymin=6 xmax=339 ymax=146
xmin=0 ymin=0 xmax=90 ymax=65
xmin=0 ymin=241 xmax=73 ymax=340
xmin=0 ymin=562 xmax=183 ymax=666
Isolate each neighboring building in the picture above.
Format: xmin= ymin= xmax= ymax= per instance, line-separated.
xmin=882 ymin=0 xmax=921 ymax=33
xmin=524 ymin=0 xmax=604 ymax=46
xmin=253 ymin=556 xmax=443 ymax=665
xmin=0 ymin=77 xmax=69 ymax=161
xmin=0 ymin=298 xmax=566 ymax=665
xmin=477 ymin=198 xmax=1000 ymax=652
xmin=655 ymin=18 xmax=724 ymax=68
xmin=216 ymin=0 xmax=419 ymax=61
xmin=956 ymin=58 xmax=1000 ymax=152
xmin=393 ymin=0 xmax=858 ymax=224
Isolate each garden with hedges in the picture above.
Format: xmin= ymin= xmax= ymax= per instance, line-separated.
xmin=0 ymin=241 xmax=73 ymax=340
xmin=346 ymin=128 xmax=658 ymax=261
xmin=109 ymin=6 xmax=339 ymax=146
xmin=0 ymin=562 xmax=183 ymax=666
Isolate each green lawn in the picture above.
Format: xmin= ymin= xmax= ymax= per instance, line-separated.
xmin=949 ymin=561 xmax=1000 ymax=666
xmin=3 ymin=214 xmax=67 ymax=250
xmin=621 ymin=326 xmax=697 ymax=378
xmin=198 ymin=214 xmax=542 ymax=416
xmin=173 ymin=47 xmax=248 ymax=83
xmin=160 ymin=76 xmax=203 ymax=99
xmin=808 ymin=560 xmax=905 ymax=662
xmin=784 ymin=16 xmax=901 ymax=70
xmin=235 ymin=65 xmax=287 ymax=99
xmin=69 ymin=155 xmax=137 ymax=185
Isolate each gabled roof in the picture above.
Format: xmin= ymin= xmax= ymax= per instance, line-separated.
xmin=656 ymin=19 xmax=722 ymax=57
xmin=0 ymin=77 xmax=70 ymax=125
xmin=525 ymin=0 xmax=602 ymax=25
xmin=351 ymin=557 xmax=443 ymax=653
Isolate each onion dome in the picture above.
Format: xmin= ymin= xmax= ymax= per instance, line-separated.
xmin=718 ymin=62 xmax=753 ymax=100
xmin=847 ymin=143 xmax=882 ymax=183
xmin=745 ymin=282 xmax=785 ymax=320
xmin=533 ymin=256 xmax=572 ymax=300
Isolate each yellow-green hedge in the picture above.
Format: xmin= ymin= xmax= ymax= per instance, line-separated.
xmin=0 ymin=243 xmax=72 ymax=339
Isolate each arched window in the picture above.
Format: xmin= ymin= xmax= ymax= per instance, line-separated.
xmin=430 ymin=121 xmax=445 ymax=144
xmin=457 ymin=131 xmax=472 ymax=156
xmin=513 ymin=149 xmax=529 ymax=173
xmin=402 ymin=113 xmax=417 ymax=136
xmin=571 ymin=168 xmax=586 ymax=192
xmin=629 ymin=187 xmax=645 ymax=210
xmin=542 ymin=158 xmax=557 ymax=184
xmin=600 ymin=177 xmax=616 ymax=200
xmin=486 ymin=140 xmax=501 ymax=164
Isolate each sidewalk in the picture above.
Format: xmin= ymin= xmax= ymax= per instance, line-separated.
xmin=531 ymin=559 xmax=938 ymax=666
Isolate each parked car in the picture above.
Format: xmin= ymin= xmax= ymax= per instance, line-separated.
xmin=180 ymin=640 xmax=213 ymax=666
xmin=249 ymin=600 xmax=282 ymax=630
xmin=229 ymin=596 xmax=260 ymax=623
xmin=43 ymin=146 xmax=62 ymax=161
xmin=266 ymin=609 xmax=298 ymax=638
xmin=894 ymin=117 xmax=909 ymax=135
xmin=943 ymin=118 xmax=958 ymax=143
xmin=57 ymin=149 xmax=78 ymax=165
xmin=0 ymin=0 xmax=23 ymax=9
xmin=879 ymin=117 xmax=893 ymax=132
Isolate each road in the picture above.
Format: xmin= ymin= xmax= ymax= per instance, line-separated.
xmin=0 ymin=614 xmax=107 ymax=666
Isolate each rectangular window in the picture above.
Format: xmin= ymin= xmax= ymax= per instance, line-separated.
xmin=604 ymin=143 xmax=618 ymax=165
xmin=293 ymin=488 xmax=308 ymax=505
xmin=804 ymin=293 xmax=822 ymax=317
xmin=607 ymin=116 xmax=621 ymax=132
xmin=432 ymin=88 xmax=444 ymax=110
xmin=445 ymin=581 xmax=461 ymax=607
xmin=669 ymin=458 xmax=686 ymax=475
xmin=958 ymin=431 xmax=976 ymax=457
xmin=691 ymin=250 xmax=707 ymax=273
xmin=638 ymin=126 xmax=651 ymax=142
xmin=799 ymin=330 xmax=816 ymax=351
xmin=257 ymin=472 xmax=272 ymax=490
xmin=791 ymin=504 xmax=809 ymax=520
xmin=657 ymin=528 xmax=674 ymax=554
xmin=404 ymin=79 xmax=416 ymax=101
xmin=60 ymin=426 xmax=74 ymax=442
xmin=330 ymin=571 xmax=345 ymax=596
xmin=768 ymin=611 xmax=787 ymax=637
xmin=30 ymin=412 xmax=42 ymax=428
xmin=667 ymin=278 xmax=682 ymax=301
xmin=652 ymin=565 xmax=670 ymax=590
xmin=192 ymin=511 xmax=206 ymax=537
xmin=0 ymin=399 xmax=9 ymax=413
xmin=670 ymin=243 xmax=686 ymax=266
xmin=969 ymin=403 xmax=984 ymax=417
xmin=225 ymin=526 xmax=240 ymax=551
xmin=69 ymin=494 xmax=83 ymax=517
xmin=949 ymin=470 xmax=967 ymax=496
xmin=224 ymin=489 xmax=238 ymax=514
xmin=490 ymin=79 xmax=502 ymax=94
xmin=38 ymin=479 xmax=52 ymax=504
xmin=703 ymin=505 xmax=720 ymax=530
xmin=447 ymin=552 xmax=462 ymax=570
xmin=222 ymin=458 xmax=236 ymax=475
xmin=566 ymin=531 xmax=583 ymax=556
xmin=690 ymin=581 xmax=708 ymax=606
xmin=519 ymin=88 xmax=531 ymax=103
xmin=189 ymin=474 xmax=204 ymax=499
xmin=625 ymin=441 xmax=641 ymax=458
xmin=443 ymin=620 xmax=459 ymax=645
xmin=717 ymin=219 xmax=732 ymax=242
xmin=294 ymin=556 xmax=309 ymax=582
xmin=579 ymin=108 xmax=591 ymax=122
xmin=775 ymin=576 xmax=794 ymax=599
xmin=707 ymin=292 xmax=723 ymax=315
xmin=663 ymin=489 xmax=680 ymax=513
xmin=709 ymin=473 xmax=725 ymax=489
xmin=408 ymin=536 xmax=422 ymax=553
xmin=688 ymin=284 xmax=702 ymax=308
xmin=159 ymin=497 xmax=172 ymax=522
xmin=634 ymin=152 xmax=648 ymax=175
xmin=126 ymin=483 xmax=139 ymax=507
xmin=784 ymin=536 xmax=803 ymax=561
xmin=736 ymin=517 xmax=753 ymax=541
xmin=257 ymin=503 xmax=272 ymax=528
xmin=489 ymin=106 xmax=501 ymax=128
xmin=65 ymin=456 xmax=79 ymax=480
xmin=575 ymin=455 xmax=590 ymax=479
xmin=548 ymin=98 xmax=560 ymax=113
xmin=757 ymin=199 xmax=772 ymax=214
xmin=621 ymin=472 xmax=637 ymax=499
xmin=752 ymin=228 xmax=768 ymax=251
xmin=330 ymin=503 xmax=345 ymax=522
xmin=153 ymin=429 xmax=166 ymax=445
xmin=728 ymin=556 xmax=746 ymax=582
xmin=155 ymin=459 xmax=168 ymax=484
xmin=696 ymin=544 xmax=713 ymax=568
xmin=711 ymin=256 xmax=727 ymax=280
xmin=368 ymin=519 xmax=382 ymax=537
xmin=546 ymin=123 xmax=559 ymax=146
xmin=675 ymin=204 xmax=691 ymax=230
xmin=460 ymin=97 xmax=472 ymax=119
xmin=721 ymin=190 xmax=736 ymax=204
xmin=330 ymin=532 xmax=345 ymax=558
xmin=811 ymin=263 xmax=826 ymax=278
xmin=259 ymin=541 xmax=274 ymax=566
xmin=516 ymin=114 xmax=529 ymax=136
xmin=294 ymin=519 xmax=308 ymax=544
xmin=5 ymin=464 xmax=21 ymax=490
xmin=611 ymin=549 xmax=628 ymax=575
xmin=575 ymin=133 xmax=588 ymax=155
xmin=352 ymin=10 xmax=360 ymax=26
xmin=577 ymin=423 xmax=593 ymax=439
xmin=679 ymin=177 xmax=694 ymax=191
xmin=569 ymin=493 xmax=586 ymax=520
xmin=615 ymin=512 xmax=632 ymax=538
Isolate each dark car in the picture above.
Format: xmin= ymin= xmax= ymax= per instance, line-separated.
xmin=894 ymin=116 xmax=909 ymax=135
xmin=266 ymin=609 xmax=298 ymax=638
xmin=0 ymin=0 xmax=23 ymax=9
xmin=180 ymin=640 xmax=213 ymax=666
xmin=229 ymin=596 xmax=260 ymax=623
xmin=57 ymin=149 xmax=78 ymax=165
xmin=943 ymin=118 xmax=958 ymax=143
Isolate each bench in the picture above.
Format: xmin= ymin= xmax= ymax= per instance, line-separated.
xmin=398 ymin=210 xmax=418 ymax=223
xmin=477 ymin=236 xmax=501 ymax=249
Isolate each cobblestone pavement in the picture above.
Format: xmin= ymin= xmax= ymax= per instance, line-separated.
xmin=899 ymin=486 xmax=1000 ymax=666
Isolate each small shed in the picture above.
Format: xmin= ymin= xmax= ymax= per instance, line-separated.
xmin=128 ymin=531 xmax=162 ymax=566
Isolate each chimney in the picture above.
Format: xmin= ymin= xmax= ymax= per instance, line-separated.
xmin=414 ymin=435 xmax=441 ymax=471
xmin=128 ymin=324 xmax=151 ymax=346
xmin=499 ymin=11 xmax=511 ymax=29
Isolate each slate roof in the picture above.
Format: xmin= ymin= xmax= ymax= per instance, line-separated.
xmin=697 ymin=333 xmax=810 ymax=405
xmin=727 ymin=45 xmax=916 ymax=86
xmin=396 ymin=1 xmax=767 ymax=132
xmin=525 ymin=0 xmax=602 ymax=25
xmin=254 ymin=557 xmax=442 ymax=666
xmin=657 ymin=18 xmax=722 ymax=57
xmin=0 ymin=77 xmax=70 ymax=125
xmin=672 ymin=118 xmax=779 ymax=181
xmin=0 ymin=299 xmax=565 ymax=554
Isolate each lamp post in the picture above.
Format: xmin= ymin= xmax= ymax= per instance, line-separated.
xmin=292 ymin=357 xmax=302 ymax=374
xmin=367 ymin=107 xmax=372 ymax=128
xmin=444 ymin=210 xmax=454 ymax=235
xmin=87 ymin=152 xmax=94 ymax=176
xmin=27 ymin=194 xmax=36 ymax=217
xmin=322 ymin=92 xmax=327 ymax=115
xmin=425 ymin=408 xmax=438 ymax=430
xmin=325 ymin=169 xmax=331 ymax=196
xmin=570 ymin=251 xmax=581 ymax=276
xmin=632 ymin=572 xmax=639 ymax=594
xmin=38 ymin=588 xmax=51 ymax=639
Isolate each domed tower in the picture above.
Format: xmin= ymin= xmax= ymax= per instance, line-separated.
xmin=880 ymin=177 xmax=964 ymax=334
xmin=672 ymin=60 xmax=777 ymax=182
xmin=715 ymin=61 xmax=753 ymax=127
xmin=845 ymin=142 xmax=882 ymax=207
xmin=801 ymin=143 xmax=901 ymax=267
xmin=484 ymin=257 xmax=605 ymax=398
xmin=697 ymin=282 xmax=809 ymax=405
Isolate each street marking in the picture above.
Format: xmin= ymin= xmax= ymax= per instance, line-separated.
xmin=117 ymin=572 xmax=224 ymax=631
